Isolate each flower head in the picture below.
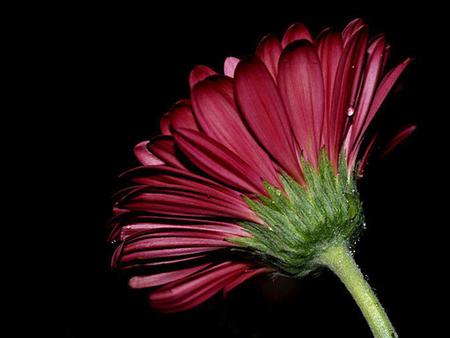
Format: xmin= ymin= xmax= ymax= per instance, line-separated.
xmin=110 ymin=18 xmax=414 ymax=313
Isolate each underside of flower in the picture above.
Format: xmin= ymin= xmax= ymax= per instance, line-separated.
xmin=110 ymin=18 xmax=414 ymax=336
xmin=231 ymin=151 xmax=363 ymax=277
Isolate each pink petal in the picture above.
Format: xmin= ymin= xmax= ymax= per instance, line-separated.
xmin=129 ymin=263 xmax=211 ymax=288
xmin=191 ymin=76 xmax=281 ymax=187
xmin=223 ymin=57 xmax=240 ymax=77
xmin=317 ymin=30 xmax=343 ymax=145
xmin=342 ymin=18 xmax=366 ymax=45
xmin=278 ymin=41 xmax=325 ymax=167
xmin=356 ymin=134 xmax=377 ymax=177
xmin=189 ymin=65 xmax=217 ymax=88
xmin=256 ymin=34 xmax=282 ymax=80
xmin=117 ymin=188 xmax=258 ymax=221
xmin=119 ymin=222 xmax=250 ymax=241
xmin=134 ymin=141 xmax=164 ymax=166
xmin=160 ymin=113 xmax=171 ymax=135
xmin=148 ymin=136 xmax=188 ymax=169
xmin=123 ymin=237 xmax=235 ymax=253
xmin=173 ymin=128 xmax=268 ymax=194
xmin=328 ymin=27 xmax=368 ymax=165
xmin=381 ymin=125 xmax=416 ymax=157
xmin=366 ymin=58 xmax=412 ymax=127
xmin=347 ymin=36 xmax=385 ymax=158
xmin=149 ymin=262 xmax=249 ymax=312
xmin=223 ymin=267 xmax=267 ymax=297
xmin=168 ymin=100 xmax=200 ymax=132
xmin=281 ymin=23 xmax=313 ymax=47
xmin=121 ymin=247 xmax=220 ymax=263
xmin=234 ymin=57 xmax=303 ymax=183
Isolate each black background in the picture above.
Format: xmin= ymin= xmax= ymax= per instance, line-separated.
xmin=30 ymin=2 xmax=445 ymax=337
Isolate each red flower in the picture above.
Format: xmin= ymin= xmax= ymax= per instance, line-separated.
xmin=110 ymin=18 xmax=414 ymax=313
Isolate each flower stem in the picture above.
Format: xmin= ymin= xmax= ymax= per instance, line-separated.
xmin=319 ymin=243 xmax=398 ymax=338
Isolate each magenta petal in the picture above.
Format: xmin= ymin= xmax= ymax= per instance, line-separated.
xmin=160 ymin=113 xmax=172 ymax=135
xmin=234 ymin=57 xmax=302 ymax=183
xmin=134 ymin=141 xmax=164 ymax=166
xmin=317 ymin=31 xmax=343 ymax=145
xmin=148 ymin=136 xmax=188 ymax=169
xmin=168 ymin=100 xmax=200 ymax=132
xmin=129 ymin=263 xmax=211 ymax=289
xmin=173 ymin=128 xmax=268 ymax=194
xmin=120 ymin=247 xmax=219 ymax=263
xmin=281 ymin=23 xmax=313 ymax=47
xmin=191 ymin=76 xmax=281 ymax=187
xmin=189 ymin=65 xmax=217 ymax=88
xmin=342 ymin=18 xmax=366 ymax=45
xmin=118 ymin=188 xmax=258 ymax=221
xmin=348 ymin=36 xmax=386 ymax=155
xmin=256 ymin=34 xmax=282 ymax=80
xmin=381 ymin=125 xmax=416 ymax=157
xmin=278 ymin=41 xmax=325 ymax=166
xmin=149 ymin=262 xmax=249 ymax=312
xmin=224 ymin=57 xmax=240 ymax=77
xmin=366 ymin=58 xmax=412 ymax=127
xmin=223 ymin=267 xmax=267 ymax=297
xmin=328 ymin=27 xmax=368 ymax=165
xmin=123 ymin=237 xmax=234 ymax=253
xmin=356 ymin=134 xmax=377 ymax=177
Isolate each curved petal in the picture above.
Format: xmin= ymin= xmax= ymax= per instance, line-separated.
xmin=278 ymin=41 xmax=325 ymax=167
xmin=224 ymin=57 xmax=240 ymax=77
xmin=129 ymin=263 xmax=211 ymax=289
xmin=173 ymin=128 xmax=268 ymax=194
xmin=189 ymin=65 xmax=217 ymax=88
xmin=342 ymin=18 xmax=366 ymax=45
xmin=328 ymin=27 xmax=368 ymax=165
xmin=168 ymin=100 xmax=200 ymax=132
xmin=191 ymin=76 xmax=281 ymax=187
xmin=256 ymin=34 xmax=282 ymax=80
xmin=234 ymin=57 xmax=302 ymax=183
xmin=148 ymin=136 xmax=189 ymax=169
xmin=381 ymin=125 xmax=416 ymax=157
xmin=149 ymin=262 xmax=251 ymax=312
xmin=281 ymin=23 xmax=313 ymax=47
xmin=134 ymin=141 xmax=164 ymax=166
xmin=317 ymin=30 xmax=343 ymax=145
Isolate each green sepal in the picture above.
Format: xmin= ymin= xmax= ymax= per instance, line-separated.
xmin=229 ymin=150 xmax=364 ymax=277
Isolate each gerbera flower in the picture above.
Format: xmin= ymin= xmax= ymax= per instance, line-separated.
xmin=110 ymin=18 xmax=413 ymax=337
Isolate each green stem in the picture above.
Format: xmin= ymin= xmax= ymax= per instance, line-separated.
xmin=319 ymin=243 xmax=398 ymax=338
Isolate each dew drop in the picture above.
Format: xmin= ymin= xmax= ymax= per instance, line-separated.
xmin=346 ymin=107 xmax=355 ymax=116
xmin=110 ymin=239 xmax=118 ymax=245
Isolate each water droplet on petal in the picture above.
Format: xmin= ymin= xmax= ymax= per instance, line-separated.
xmin=347 ymin=107 xmax=355 ymax=116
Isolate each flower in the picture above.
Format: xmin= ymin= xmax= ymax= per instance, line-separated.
xmin=110 ymin=18 xmax=414 ymax=319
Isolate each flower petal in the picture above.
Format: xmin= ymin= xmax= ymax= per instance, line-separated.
xmin=256 ymin=34 xmax=282 ymax=80
xmin=281 ymin=23 xmax=313 ymax=47
xmin=191 ymin=76 xmax=281 ymax=187
xmin=148 ymin=136 xmax=189 ymax=169
xmin=149 ymin=262 xmax=250 ymax=312
xmin=168 ymin=100 xmax=200 ymax=133
xmin=134 ymin=141 xmax=164 ymax=166
xmin=129 ymin=263 xmax=211 ymax=289
xmin=381 ymin=125 xmax=416 ymax=157
xmin=224 ymin=57 xmax=240 ymax=77
xmin=317 ymin=30 xmax=343 ymax=145
xmin=173 ymin=128 xmax=268 ymax=194
xmin=189 ymin=65 xmax=217 ymax=88
xmin=234 ymin=57 xmax=302 ymax=182
xmin=328 ymin=27 xmax=368 ymax=165
xmin=278 ymin=41 xmax=325 ymax=166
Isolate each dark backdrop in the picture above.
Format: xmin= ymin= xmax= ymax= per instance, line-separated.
xmin=38 ymin=2 xmax=444 ymax=337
